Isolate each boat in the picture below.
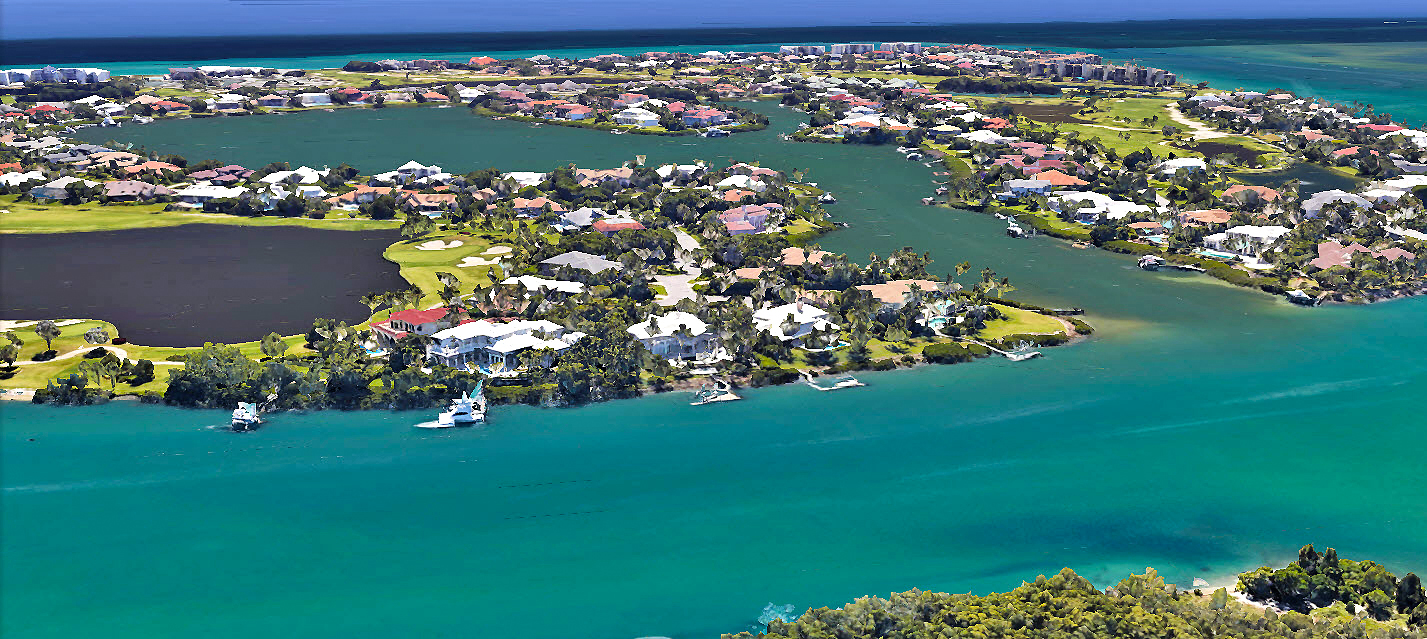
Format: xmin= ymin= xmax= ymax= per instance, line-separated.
xmin=703 ymin=127 xmax=729 ymax=137
xmin=435 ymin=386 xmax=486 ymax=426
xmin=1138 ymin=255 xmax=1167 ymax=270
xmin=1286 ymin=290 xmax=1322 ymax=306
xmin=231 ymin=402 xmax=263 ymax=431
xmin=818 ymin=192 xmax=837 ymax=204
xmin=690 ymin=381 xmax=741 ymax=406
xmin=133 ymin=116 xmax=153 ymax=124
xmin=801 ymin=371 xmax=866 ymax=391
xmin=610 ymin=129 xmax=626 ymax=135
xmin=906 ymin=152 xmax=923 ymax=161
xmin=1006 ymin=224 xmax=1027 ymax=238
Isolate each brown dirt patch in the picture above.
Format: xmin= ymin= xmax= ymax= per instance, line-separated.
xmin=1010 ymin=103 xmax=1093 ymax=124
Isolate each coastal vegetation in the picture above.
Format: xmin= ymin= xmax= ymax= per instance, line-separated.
xmin=727 ymin=560 xmax=1426 ymax=639
xmin=1238 ymin=545 xmax=1426 ymax=622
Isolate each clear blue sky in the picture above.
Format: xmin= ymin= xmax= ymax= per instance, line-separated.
xmin=3 ymin=0 xmax=1425 ymax=40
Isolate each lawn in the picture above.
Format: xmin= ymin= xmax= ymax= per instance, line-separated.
xmin=0 ymin=318 xmax=313 ymax=394
xmin=979 ymin=304 xmax=1068 ymax=341
xmin=382 ymin=228 xmax=511 ymax=308
xmin=0 ymin=196 xmax=401 ymax=234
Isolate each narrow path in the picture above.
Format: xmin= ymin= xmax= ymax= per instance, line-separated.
xmin=12 ymin=344 xmax=183 ymax=367
xmin=1165 ymin=103 xmax=1226 ymax=140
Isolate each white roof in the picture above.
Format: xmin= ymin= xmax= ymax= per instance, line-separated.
xmin=260 ymin=166 xmax=328 ymax=184
xmin=627 ymin=311 xmax=709 ymax=340
xmin=1226 ymin=225 xmax=1291 ymax=240
xmin=1304 ymin=189 xmax=1371 ymax=211
xmin=716 ymin=175 xmax=764 ymax=189
xmin=502 ymin=275 xmax=585 ymax=295
xmin=38 ymin=176 xmax=98 ymax=189
xmin=0 ymin=170 xmax=46 ymax=186
xmin=176 ymin=184 xmax=247 ymax=198
xmin=959 ymin=129 xmax=1017 ymax=145
xmin=1158 ymin=158 xmax=1207 ymax=173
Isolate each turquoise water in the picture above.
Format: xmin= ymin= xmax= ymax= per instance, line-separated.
xmin=14 ymin=60 xmax=1427 ymax=639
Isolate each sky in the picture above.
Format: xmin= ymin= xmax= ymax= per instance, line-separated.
xmin=3 ymin=0 xmax=1426 ymax=40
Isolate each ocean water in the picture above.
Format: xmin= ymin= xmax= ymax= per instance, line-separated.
xmin=9 ymin=51 xmax=1427 ymax=639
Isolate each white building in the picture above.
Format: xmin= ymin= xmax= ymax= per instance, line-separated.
xmin=29 ymin=176 xmax=98 ymax=199
xmin=426 ymin=319 xmax=585 ymax=371
xmin=997 ymin=179 xmax=1052 ymax=199
xmin=500 ymin=275 xmax=586 ymax=296
xmin=174 ymin=184 xmax=248 ymax=205
xmin=296 ymin=92 xmax=333 ymax=106
xmin=778 ymin=45 xmax=826 ymax=56
xmin=831 ymin=43 xmax=875 ymax=55
xmin=615 ymin=107 xmax=660 ymax=127
xmin=1 ymin=66 xmax=110 ymax=84
xmin=1157 ymin=158 xmax=1208 ymax=175
xmin=1206 ymin=225 xmax=1292 ymax=255
xmin=627 ymin=311 xmax=718 ymax=361
xmin=0 ymin=170 xmax=46 ymax=187
xmin=260 ymin=166 xmax=328 ymax=185
xmin=1303 ymin=189 xmax=1372 ymax=218
xmin=880 ymin=42 xmax=924 ymax=54
xmin=753 ymin=302 xmax=837 ymax=343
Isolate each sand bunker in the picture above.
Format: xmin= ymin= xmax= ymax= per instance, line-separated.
xmin=458 ymin=256 xmax=500 ymax=267
xmin=417 ymin=240 xmax=464 ymax=251
xmin=482 ymin=246 xmax=513 ymax=255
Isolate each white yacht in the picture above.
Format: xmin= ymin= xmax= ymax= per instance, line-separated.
xmin=231 ymin=402 xmax=262 ymax=431
xmin=435 ymin=387 xmax=486 ymax=427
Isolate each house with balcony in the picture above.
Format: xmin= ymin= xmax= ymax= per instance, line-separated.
xmin=426 ymin=319 xmax=586 ymax=371
xmin=627 ymin=311 xmax=718 ymax=361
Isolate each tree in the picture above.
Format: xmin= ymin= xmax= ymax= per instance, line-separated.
xmin=83 ymin=326 xmax=111 ymax=345
xmin=259 ymin=332 xmax=289 ymax=359
xmin=359 ymin=292 xmax=384 ymax=316
xmin=400 ymin=214 xmax=436 ymax=240
xmin=1400 ymin=573 xmax=1426 ymax=615
xmin=0 ymin=332 xmax=22 ymax=368
xmin=34 ymin=320 xmax=60 ymax=352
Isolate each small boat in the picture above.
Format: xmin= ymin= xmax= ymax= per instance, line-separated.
xmin=1006 ymin=224 xmax=1027 ymax=238
xmin=690 ymin=383 xmax=740 ymax=406
xmin=1286 ymin=290 xmax=1321 ymax=306
xmin=818 ymin=192 xmax=837 ymax=204
xmin=906 ymin=153 xmax=923 ymax=161
xmin=703 ymin=127 xmax=729 ymax=137
xmin=133 ymin=116 xmax=153 ymax=124
xmin=231 ymin=402 xmax=262 ymax=431
xmin=435 ymin=388 xmax=486 ymax=426
xmin=610 ymin=129 xmax=626 ymax=135
xmin=1138 ymin=255 xmax=1167 ymax=271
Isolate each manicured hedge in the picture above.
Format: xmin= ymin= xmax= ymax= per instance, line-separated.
xmin=922 ymin=342 xmax=989 ymax=364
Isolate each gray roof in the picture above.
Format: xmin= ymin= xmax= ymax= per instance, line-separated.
xmin=540 ymin=250 xmax=622 ymax=273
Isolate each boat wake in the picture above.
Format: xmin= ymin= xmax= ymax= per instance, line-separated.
xmin=412 ymin=420 xmax=449 ymax=429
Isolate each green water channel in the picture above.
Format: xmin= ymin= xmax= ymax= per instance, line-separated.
xmin=9 ymin=99 xmax=1424 ymax=639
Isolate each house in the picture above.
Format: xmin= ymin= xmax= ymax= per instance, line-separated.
xmin=102 ymin=180 xmax=175 ymax=201
xmin=627 ymin=311 xmax=718 ymax=361
xmin=296 ymin=93 xmax=332 ymax=107
xmin=554 ymin=206 xmax=603 ymax=232
xmin=1179 ymin=208 xmax=1232 ymax=226
xmin=211 ymin=94 xmax=247 ymax=110
xmin=591 ymin=217 xmax=645 ymax=236
xmin=370 ymin=307 xmax=461 ymax=346
xmin=1303 ymin=190 xmax=1372 ymax=218
xmin=715 ymin=174 xmax=766 ymax=192
xmin=1209 ymin=225 xmax=1292 ymax=255
xmin=174 ymin=184 xmax=248 ymax=205
xmin=1033 ymin=169 xmax=1088 ymax=188
xmin=260 ymin=166 xmax=328 ymax=185
xmin=539 ymin=251 xmax=622 ymax=276
xmin=1222 ymin=185 xmax=1280 ymax=205
xmin=420 ymin=91 xmax=450 ymax=102
xmin=512 ymin=196 xmax=567 ymax=215
xmin=753 ymin=301 xmax=837 ymax=344
xmin=1156 ymin=158 xmax=1207 ymax=175
xmin=574 ymin=167 xmax=633 ymax=187
xmin=615 ymin=107 xmax=659 ymax=127
xmin=501 ymin=275 xmax=586 ymax=296
xmin=997 ymin=179 xmax=1052 ymax=200
xmin=426 ymin=319 xmax=585 ymax=371
xmin=0 ymin=170 xmax=46 ymax=187
xmin=124 ymin=160 xmax=183 ymax=176
xmin=681 ymin=109 xmax=728 ymax=127
xmin=402 ymin=192 xmax=458 ymax=213
xmin=719 ymin=204 xmax=773 ymax=235
xmin=1127 ymin=221 xmax=1170 ymax=236
xmin=781 ymin=247 xmax=833 ymax=267
xmin=29 ymin=176 xmax=98 ymax=199
xmin=1309 ymin=241 xmax=1415 ymax=270
xmin=855 ymin=279 xmax=940 ymax=311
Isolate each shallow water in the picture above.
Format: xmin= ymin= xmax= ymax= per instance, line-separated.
xmin=13 ymin=57 xmax=1427 ymax=639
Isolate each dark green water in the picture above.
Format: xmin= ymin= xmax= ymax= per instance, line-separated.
xmin=17 ymin=93 xmax=1427 ymax=638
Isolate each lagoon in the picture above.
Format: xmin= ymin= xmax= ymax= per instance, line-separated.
xmin=13 ymin=66 xmax=1427 ymax=639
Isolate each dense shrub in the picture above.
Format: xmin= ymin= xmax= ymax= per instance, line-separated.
xmin=922 ymin=342 xmax=987 ymax=364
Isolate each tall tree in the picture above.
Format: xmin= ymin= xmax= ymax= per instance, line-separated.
xmin=34 ymin=320 xmax=61 ymax=352
xmin=259 ymin=332 xmax=289 ymax=360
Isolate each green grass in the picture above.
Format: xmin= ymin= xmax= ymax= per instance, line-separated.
xmin=979 ymin=304 xmax=1069 ymax=341
xmin=0 ymin=196 xmax=400 ymax=234
xmin=382 ymin=228 xmax=515 ymax=307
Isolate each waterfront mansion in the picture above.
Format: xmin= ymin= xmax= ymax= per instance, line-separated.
xmin=426 ymin=319 xmax=586 ymax=372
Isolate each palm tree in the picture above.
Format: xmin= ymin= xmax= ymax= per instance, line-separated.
xmin=359 ymin=292 xmax=384 ymax=317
